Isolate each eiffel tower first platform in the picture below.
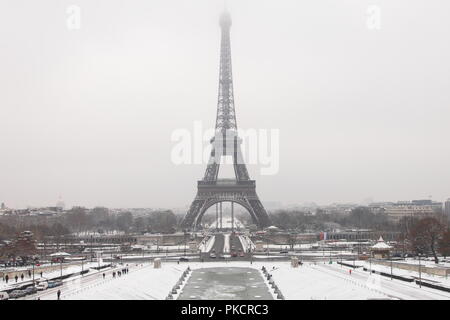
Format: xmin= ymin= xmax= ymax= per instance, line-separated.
xmin=180 ymin=11 xmax=271 ymax=231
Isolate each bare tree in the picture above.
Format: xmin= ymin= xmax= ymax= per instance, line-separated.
xmin=409 ymin=217 xmax=445 ymax=263
xmin=439 ymin=229 xmax=450 ymax=258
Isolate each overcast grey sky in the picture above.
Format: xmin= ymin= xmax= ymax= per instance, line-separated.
xmin=1 ymin=0 xmax=449 ymax=209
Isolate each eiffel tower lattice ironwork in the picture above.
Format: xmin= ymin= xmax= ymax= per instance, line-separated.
xmin=181 ymin=11 xmax=271 ymax=231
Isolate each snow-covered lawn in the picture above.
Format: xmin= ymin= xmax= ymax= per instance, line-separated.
xmin=402 ymin=258 xmax=450 ymax=268
xmin=356 ymin=260 xmax=450 ymax=286
xmin=21 ymin=261 xmax=450 ymax=300
xmin=63 ymin=264 xmax=185 ymax=300
xmin=270 ymin=262 xmax=388 ymax=300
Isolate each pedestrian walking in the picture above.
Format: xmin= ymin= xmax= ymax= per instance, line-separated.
xmin=102 ymin=273 xmax=105 ymax=279
xmin=15 ymin=275 xmax=18 ymax=282
xmin=40 ymin=272 xmax=43 ymax=277
xmin=5 ymin=275 xmax=9 ymax=283
xmin=349 ymin=269 xmax=352 ymax=275
xmin=57 ymin=289 xmax=61 ymax=300
xmin=21 ymin=274 xmax=24 ymax=281
xmin=28 ymin=270 xmax=31 ymax=278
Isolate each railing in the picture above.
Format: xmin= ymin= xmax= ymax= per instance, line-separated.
xmin=198 ymin=180 xmax=255 ymax=187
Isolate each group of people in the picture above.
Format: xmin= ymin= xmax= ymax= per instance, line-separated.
xmin=109 ymin=267 xmax=129 ymax=279
xmin=2 ymin=270 xmax=44 ymax=284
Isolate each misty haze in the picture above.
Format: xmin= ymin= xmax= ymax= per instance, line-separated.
xmin=0 ymin=0 xmax=449 ymax=304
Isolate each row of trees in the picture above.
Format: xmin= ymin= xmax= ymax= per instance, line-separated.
xmin=403 ymin=217 xmax=450 ymax=263
xmin=268 ymin=208 xmax=449 ymax=263
xmin=0 ymin=222 xmax=70 ymax=241
xmin=63 ymin=207 xmax=179 ymax=234
xmin=0 ymin=207 xmax=180 ymax=242
xmin=268 ymin=207 xmax=398 ymax=232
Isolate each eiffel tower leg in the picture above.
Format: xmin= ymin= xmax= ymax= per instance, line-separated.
xmin=233 ymin=138 xmax=250 ymax=181
xmin=220 ymin=202 xmax=223 ymax=230
xmin=181 ymin=198 xmax=206 ymax=231
xmin=231 ymin=202 xmax=234 ymax=231
xmin=248 ymin=198 xmax=271 ymax=229
xmin=203 ymin=146 xmax=220 ymax=181
xmin=215 ymin=203 xmax=219 ymax=231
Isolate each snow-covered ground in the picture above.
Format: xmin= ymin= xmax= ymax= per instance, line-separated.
xmin=0 ymin=261 xmax=106 ymax=291
xmin=259 ymin=243 xmax=318 ymax=250
xmin=320 ymin=262 xmax=450 ymax=300
xmin=402 ymin=258 xmax=450 ymax=268
xmin=117 ymin=252 xmax=194 ymax=260
xmin=18 ymin=260 xmax=449 ymax=300
xmin=63 ymin=264 xmax=184 ymax=300
xmin=292 ymin=251 xmax=354 ymax=256
xmin=223 ymin=234 xmax=230 ymax=253
xmin=270 ymin=263 xmax=388 ymax=300
xmin=350 ymin=260 xmax=450 ymax=287
xmin=206 ymin=217 xmax=245 ymax=230
xmin=199 ymin=236 xmax=215 ymax=253
xmin=238 ymin=235 xmax=255 ymax=252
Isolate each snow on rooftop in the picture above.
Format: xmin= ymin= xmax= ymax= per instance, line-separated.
xmin=371 ymin=236 xmax=392 ymax=249
xmin=49 ymin=252 xmax=71 ymax=256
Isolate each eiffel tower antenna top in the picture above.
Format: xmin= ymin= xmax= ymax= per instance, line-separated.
xmin=219 ymin=9 xmax=232 ymax=29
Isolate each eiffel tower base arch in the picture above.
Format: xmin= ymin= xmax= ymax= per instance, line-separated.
xmin=181 ymin=179 xmax=271 ymax=231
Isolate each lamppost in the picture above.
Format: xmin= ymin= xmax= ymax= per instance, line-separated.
xmin=184 ymin=232 xmax=187 ymax=257
xmin=90 ymin=235 xmax=93 ymax=262
xmin=418 ymin=253 xmax=422 ymax=288
xmin=390 ymin=253 xmax=393 ymax=280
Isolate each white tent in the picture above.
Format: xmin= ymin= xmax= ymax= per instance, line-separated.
xmin=49 ymin=252 xmax=71 ymax=257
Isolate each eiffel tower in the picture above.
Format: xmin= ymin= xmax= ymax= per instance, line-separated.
xmin=180 ymin=11 xmax=271 ymax=231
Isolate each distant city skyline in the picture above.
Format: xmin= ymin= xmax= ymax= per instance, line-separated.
xmin=0 ymin=197 xmax=448 ymax=211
